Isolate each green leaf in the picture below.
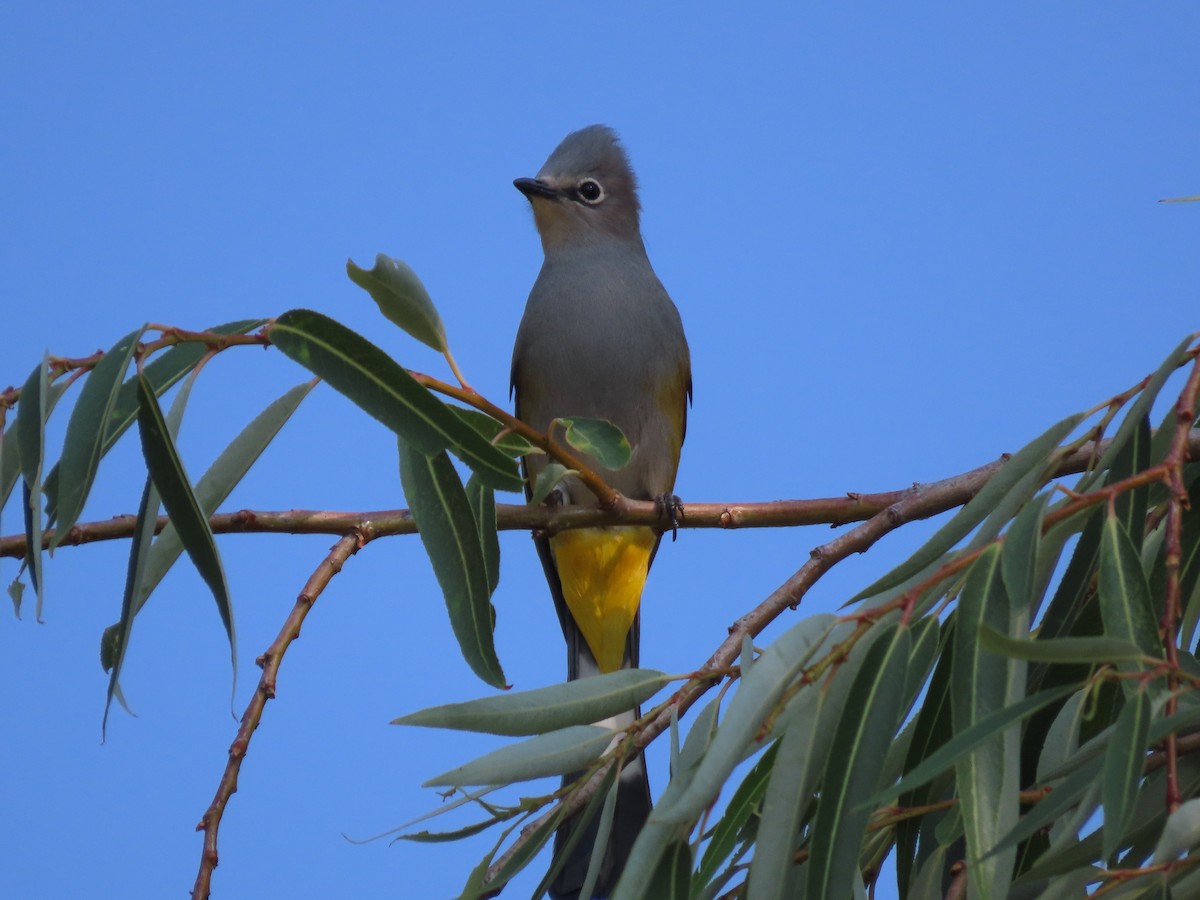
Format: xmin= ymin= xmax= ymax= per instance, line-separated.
xmin=644 ymin=839 xmax=691 ymax=900
xmin=1110 ymin=415 xmax=1151 ymax=547
xmin=123 ymin=380 xmax=314 ymax=619
xmin=102 ymin=374 xmax=198 ymax=734
xmin=463 ymin=474 xmax=500 ymax=595
xmin=558 ymin=417 xmax=631 ymax=471
xmin=895 ymin=618 xmax=956 ymax=900
xmin=1153 ymin=798 xmax=1200 ymax=863
xmin=532 ymin=759 xmax=620 ymax=900
xmin=1001 ymin=492 xmax=1050 ymax=611
xmin=697 ymin=742 xmax=778 ymax=887
xmin=851 ymin=412 xmax=1084 ymax=602
xmin=1099 ymin=513 xmax=1162 ymax=683
xmin=270 ymin=309 xmax=520 ymax=491
xmin=347 ymin=254 xmax=447 ymax=352
xmin=398 ymin=441 xmax=505 ymax=688
xmin=578 ymin=766 xmax=622 ymax=900
xmin=16 ymin=355 xmax=52 ymax=612
xmin=653 ymin=614 xmax=841 ymax=826
xmin=981 ymin=627 xmax=1147 ymax=663
xmin=613 ymin=698 xmax=720 ymax=900
xmin=1102 ymin=686 xmax=1151 ymax=862
xmin=136 ymin=372 xmax=236 ymax=686
xmin=395 ymin=817 xmax=501 ymax=843
xmin=530 ymin=462 xmax=573 ymax=506
xmin=805 ymin=624 xmax=912 ymax=900
xmin=0 ymin=420 xmax=21 ymax=515
xmin=952 ymin=545 xmax=1023 ymax=900
xmin=423 ymin=724 xmax=613 ymax=787
xmin=986 ymin=755 xmax=1103 ymax=862
xmin=876 ymin=686 xmax=1082 ymax=809
xmin=449 ymin=407 xmax=537 ymax=457
xmin=393 ymin=669 xmax=669 ymax=735
xmin=51 ymin=329 xmax=144 ymax=545
xmin=1079 ymin=334 xmax=1194 ymax=491
xmin=42 ymin=319 xmax=263 ymax=523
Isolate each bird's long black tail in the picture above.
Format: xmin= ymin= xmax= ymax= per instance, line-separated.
xmin=547 ymin=622 xmax=651 ymax=900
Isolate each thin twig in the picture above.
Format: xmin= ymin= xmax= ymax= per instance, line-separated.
xmin=191 ymin=531 xmax=364 ymax=900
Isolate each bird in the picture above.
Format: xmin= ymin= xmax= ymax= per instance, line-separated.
xmin=510 ymin=125 xmax=691 ymax=899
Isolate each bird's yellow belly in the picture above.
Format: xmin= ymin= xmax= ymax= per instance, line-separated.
xmin=549 ymin=526 xmax=657 ymax=674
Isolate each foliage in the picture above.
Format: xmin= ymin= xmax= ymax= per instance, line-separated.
xmin=2 ymin=252 xmax=1200 ymax=899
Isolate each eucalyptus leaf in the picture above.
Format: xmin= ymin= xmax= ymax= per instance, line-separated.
xmin=51 ymin=328 xmax=144 ymax=545
xmin=805 ymin=624 xmax=912 ymax=900
xmin=114 ymin=381 xmax=313 ymax=622
xmin=559 ymin=417 xmax=631 ymax=471
xmin=980 ymin=627 xmax=1147 ymax=663
xmin=530 ymin=462 xmax=573 ymax=507
xmin=347 ymin=253 xmax=447 ymax=352
xmin=394 ymin=669 xmax=669 ymax=736
xmin=136 ymin=373 xmax=236 ymax=688
xmin=398 ymin=441 xmax=505 ymax=689
xmin=270 ymin=309 xmax=520 ymax=491
xmin=424 ymin=725 xmax=614 ymax=787
xmin=653 ymin=613 xmax=840 ymax=825
xmin=1102 ymin=687 xmax=1151 ymax=862
xmin=851 ymin=412 xmax=1084 ymax=602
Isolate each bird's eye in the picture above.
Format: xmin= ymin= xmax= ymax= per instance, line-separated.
xmin=576 ymin=178 xmax=604 ymax=204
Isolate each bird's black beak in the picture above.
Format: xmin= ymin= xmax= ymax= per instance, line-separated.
xmin=513 ymin=177 xmax=560 ymax=200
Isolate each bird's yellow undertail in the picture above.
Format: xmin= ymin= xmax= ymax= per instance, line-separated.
xmin=549 ymin=526 xmax=657 ymax=674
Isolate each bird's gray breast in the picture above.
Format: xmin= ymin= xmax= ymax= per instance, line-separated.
xmin=513 ymin=242 xmax=688 ymax=500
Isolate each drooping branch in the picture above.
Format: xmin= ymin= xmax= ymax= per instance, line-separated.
xmin=5 ymin=433 xmax=1198 ymax=561
xmin=192 ymin=530 xmax=365 ymax=900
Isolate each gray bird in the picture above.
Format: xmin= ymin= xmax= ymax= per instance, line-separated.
xmin=511 ymin=125 xmax=691 ymax=899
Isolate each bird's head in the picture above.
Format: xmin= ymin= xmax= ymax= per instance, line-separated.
xmin=515 ymin=124 xmax=642 ymax=251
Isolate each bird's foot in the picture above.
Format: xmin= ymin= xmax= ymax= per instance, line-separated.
xmin=654 ymin=493 xmax=684 ymax=541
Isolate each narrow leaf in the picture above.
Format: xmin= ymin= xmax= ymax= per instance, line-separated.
xmin=270 ymin=309 xmax=520 ymax=490
xmin=347 ymin=254 xmax=447 ymax=352
xmin=1099 ymin=513 xmax=1162 ymax=682
xmin=805 ymin=624 xmax=912 ymax=900
xmin=981 ymin=627 xmax=1147 ymax=663
xmin=530 ymin=462 xmax=573 ymax=506
xmin=578 ymin=766 xmax=622 ymax=900
xmin=43 ymin=318 xmax=264 ymax=521
xmin=1001 ymin=492 xmax=1050 ymax=611
xmin=1152 ymin=798 xmax=1200 ymax=864
xmin=51 ymin=328 xmax=143 ymax=545
xmin=398 ymin=440 xmax=505 ymax=688
xmin=852 ymin=412 xmax=1084 ymax=602
xmin=450 ymin=407 xmax=537 ymax=457
xmin=697 ymin=743 xmax=778 ymax=886
xmin=559 ymin=417 xmax=632 ymax=471
xmin=423 ymin=725 xmax=613 ymax=787
xmin=102 ymin=375 xmax=197 ymax=734
xmin=1102 ymin=687 xmax=1151 ymax=861
xmin=136 ymin=373 xmax=236 ymax=685
xmin=127 ymin=380 xmax=315 ymax=618
xmin=393 ymin=669 xmax=669 ymax=736
xmin=653 ymin=613 xmax=841 ymax=825
xmin=1078 ymin=334 xmax=1194 ymax=491
xmin=464 ymin=474 xmax=500 ymax=595
xmin=874 ymin=684 xmax=1081 ymax=806
xmin=16 ymin=355 xmax=50 ymax=612
xmin=952 ymin=546 xmax=1022 ymax=900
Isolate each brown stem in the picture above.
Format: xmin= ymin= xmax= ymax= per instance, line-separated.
xmin=190 ymin=531 xmax=363 ymax=900
xmin=8 ymin=434 xmax=1199 ymax=561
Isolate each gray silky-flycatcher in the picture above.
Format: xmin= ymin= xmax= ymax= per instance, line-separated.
xmin=511 ymin=125 xmax=691 ymax=900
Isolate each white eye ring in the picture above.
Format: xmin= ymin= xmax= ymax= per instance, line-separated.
xmin=576 ymin=178 xmax=605 ymax=204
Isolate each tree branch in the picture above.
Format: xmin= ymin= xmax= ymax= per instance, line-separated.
xmin=191 ymin=531 xmax=364 ymax=900
xmin=6 ymin=434 xmax=1197 ymax=560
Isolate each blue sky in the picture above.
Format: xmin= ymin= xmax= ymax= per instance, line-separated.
xmin=2 ymin=4 xmax=1197 ymax=898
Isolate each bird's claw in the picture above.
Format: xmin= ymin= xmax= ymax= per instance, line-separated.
xmin=655 ymin=493 xmax=684 ymax=541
